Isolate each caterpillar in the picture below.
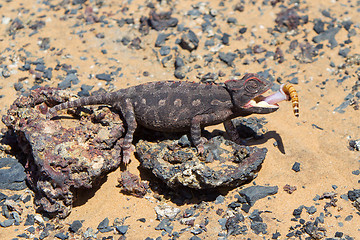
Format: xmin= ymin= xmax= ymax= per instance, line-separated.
xmin=282 ymin=83 xmax=299 ymax=117
xmin=263 ymin=83 xmax=299 ymax=117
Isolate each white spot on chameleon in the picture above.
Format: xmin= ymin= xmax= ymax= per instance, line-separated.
xmin=211 ymin=99 xmax=231 ymax=106
xmin=158 ymin=99 xmax=166 ymax=106
xmin=174 ymin=99 xmax=181 ymax=107
xmin=141 ymin=98 xmax=146 ymax=105
xmin=192 ymin=99 xmax=201 ymax=106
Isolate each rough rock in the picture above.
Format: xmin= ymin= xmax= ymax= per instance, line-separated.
xmin=97 ymin=217 xmax=112 ymax=233
xmin=2 ymin=87 xmax=125 ymax=218
xmin=136 ymin=135 xmax=267 ymax=189
xmin=117 ymin=171 xmax=148 ymax=198
xmin=69 ymin=220 xmax=82 ymax=233
xmin=218 ymin=52 xmax=237 ymax=67
xmin=0 ymin=158 xmax=27 ymax=190
xmin=348 ymin=189 xmax=360 ymax=212
xmin=312 ymin=27 xmax=341 ymax=49
xmin=275 ymin=7 xmax=308 ymax=31
xmin=154 ymin=204 xmax=181 ymax=221
xmin=179 ymin=30 xmax=199 ymax=52
xmin=147 ymin=11 xmax=178 ymax=31
xmin=225 ymin=214 xmax=247 ymax=236
xmin=238 ymin=185 xmax=278 ymax=206
xmin=349 ymin=139 xmax=360 ymax=151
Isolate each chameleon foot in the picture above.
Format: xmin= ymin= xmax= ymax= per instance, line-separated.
xmin=122 ymin=145 xmax=135 ymax=164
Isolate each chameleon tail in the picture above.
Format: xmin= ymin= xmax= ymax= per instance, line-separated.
xmin=46 ymin=92 xmax=117 ymax=119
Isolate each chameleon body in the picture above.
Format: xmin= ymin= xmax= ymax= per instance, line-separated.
xmin=47 ymin=73 xmax=280 ymax=163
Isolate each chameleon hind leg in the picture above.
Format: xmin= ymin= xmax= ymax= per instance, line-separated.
xmin=118 ymin=98 xmax=137 ymax=164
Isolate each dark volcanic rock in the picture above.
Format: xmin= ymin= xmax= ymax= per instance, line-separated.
xmin=148 ymin=11 xmax=178 ymax=31
xmin=292 ymin=162 xmax=301 ymax=172
xmin=118 ymin=171 xmax=147 ymax=197
xmin=303 ymin=221 xmax=326 ymax=239
xmin=251 ymin=221 xmax=267 ymax=235
xmin=136 ymin=136 xmax=268 ymax=189
xmin=155 ymin=33 xmax=171 ymax=47
xmin=232 ymin=117 xmax=268 ymax=139
xmin=293 ymin=206 xmax=304 ymax=218
xmin=312 ymin=27 xmax=341 ymax=49
xmin=54 ymin=232 xmax=69 ymax=240
xmin=69 ymin=220 xmax=82 ymax=233
xmin=296 ymin=42 xmax=318 ymax=63
xmin=274 ymin=47 xmax=285 ymax=63
xmin=225 ymin=214 xmax=247 ymax=236
xmin=218 ymin=52 xmax=237 ymax=67
xmin=2 ymin=87 xmax=125 ymax=218
xmin=349 ymin=139 xmax=360 ymax=151
xmin=0 ymin=158 xmax=27 ymax=190
xmin=275 ymin=7 xmax=308 ymax=31
xmin=97 ymin=217 xmax=112 ymax=233
xmin=115 ymin=225 xmax=129 ymax=235
xmin=348 ymin=189 xmax=360 ymax=201
xmin=313 ymin=19 xmax=325 ymax=34
xmin=238 ymin=185 xmax=278 ymax=206
xmin=339 ymin=48 xmax=350 ymax=58
xmin=95 ymin=73 xmax=112 ymax=81
xmin=179 ymin=30 xmax=199 ymax=52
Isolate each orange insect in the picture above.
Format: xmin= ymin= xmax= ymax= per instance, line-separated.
xmin=263 ymin=83 xmax=299 ymax=117
xmin=281 ymin=83 xmax=299 ymax=117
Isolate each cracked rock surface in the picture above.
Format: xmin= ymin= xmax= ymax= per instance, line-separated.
xmin=2 ymin=87 xmax=125 ymax=218
xmin=136 ymin=135 xmax=267 ymax=189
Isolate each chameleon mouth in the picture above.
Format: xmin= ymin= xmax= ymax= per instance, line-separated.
xmin=244 ymin=83 xmax=300 ymax=117
xmin=245 ymin=95 xmax=280 ymax=108
xmin=244 ymin=90 xmax=281 ymax=109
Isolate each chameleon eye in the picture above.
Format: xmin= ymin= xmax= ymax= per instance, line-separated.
xmin=244 ymin=78 xmax=260 ymax=94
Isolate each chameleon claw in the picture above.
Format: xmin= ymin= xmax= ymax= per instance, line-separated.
xmin=196 ymin=144 xmax=205 ymax=155
xmin=122 ymin=145 xmax=135 ymax=165
xmin=195 ymin=137 xmax=207 ymax=155
xmin=122 ymin=151 xmax=131 ymax=164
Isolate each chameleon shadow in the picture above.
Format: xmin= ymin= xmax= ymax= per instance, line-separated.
xmin=245 ymin=131 xmax=286 ymax=154
xmin=211 ymin=128 xmax=286 ymax=154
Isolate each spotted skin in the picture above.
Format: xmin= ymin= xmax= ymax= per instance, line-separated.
xmin=47 ymin=73 xmax=278 ymax=164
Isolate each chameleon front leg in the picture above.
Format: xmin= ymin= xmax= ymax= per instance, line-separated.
xmin=190 ymin=115 xmax=207 ymax=154
xmin=223 ymin=119 xmax=241 ymax=144
xmin=120 ymin=98 xmax=137 ymax=164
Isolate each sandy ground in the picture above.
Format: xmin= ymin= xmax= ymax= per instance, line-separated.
xmin=0 ymin=0 xmax=360 ymax=239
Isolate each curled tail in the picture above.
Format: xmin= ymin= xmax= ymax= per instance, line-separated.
xmin=46 ymin=92 xmax=117 ymax=119
xmin=282 ymin=83 xmax=299 ymax=117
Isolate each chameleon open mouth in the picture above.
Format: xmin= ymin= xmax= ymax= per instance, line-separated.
xmin=245 ymin=95 xmax=280 ymax=109
xmin=244 ymin=83 xmax=299 ymax=117
xmin=244 ymin=89 xmax=281 ymax=109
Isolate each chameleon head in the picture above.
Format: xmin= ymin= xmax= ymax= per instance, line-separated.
xmin=225 ymin=73 xmax=279 ymax=114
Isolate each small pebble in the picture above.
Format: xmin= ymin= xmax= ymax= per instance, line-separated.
xmin=0 ymin=219 xmax=15 ymax=228
xmin=215 ymin=195 xmax=225 ymax=204
xmin=306 ymin=206 xmax=317 ymax=215
xmin=179 ymin=30 xmax=199 ymax=52
xmin=69 ymin=220 xmax=82 ymax=233
xmin=159 ymin=46 xmax=171 ymax=56
xmin=292 ymin=162 xmax=301 ymax=172
xmin=97 ymin=217 xmax=112 ymax=233
xmin=115 ymin=225 xmax=129 ymax=235
xmin=54 ymin=232 xmax=69 ymax=240
xmin=95 ymin=73 xmax=112 ymax=81
xmin=218 ymin=52 xmax=237 ymax=67
xmin=227 ymin=17 xmax=237 ymax=24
